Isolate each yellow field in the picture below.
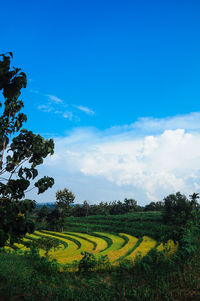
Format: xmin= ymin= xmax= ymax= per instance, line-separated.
xmin=157 ymin=240 xmax=178 ymax=256
xmin=65 ymin=232 xmax=108 ymax=253
xmin=107 ymin=233 xmax=138 ymax=263
xmin=6 ymin=231 xmax=177 ymax=267
xmin=127 ymin=236 xmax=157 ymax=260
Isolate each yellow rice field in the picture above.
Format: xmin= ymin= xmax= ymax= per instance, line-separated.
xmin=127 ymin=236 xmax=157 ymax=260
xmin=107 ymin=233 xmax=138 ymax=263
xmin=7 ymin=231 xmax=177 ymax=267
xmin=65 ymin=232 xmax=108 ymax=253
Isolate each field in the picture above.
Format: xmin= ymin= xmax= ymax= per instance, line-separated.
xmin=62 ymin=212 xmax=168 ymax=240
xmin=6 ymin=212 xmax=177 ymax=268
xmin=1 ymin=211 xmax=200 ymax=301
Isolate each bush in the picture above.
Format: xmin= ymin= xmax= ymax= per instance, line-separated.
xmin=78 ymin=252 xmax=97 ymax=273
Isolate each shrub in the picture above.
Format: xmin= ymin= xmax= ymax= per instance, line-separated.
xmin=78 ymin=252 xmax=97 ymax=273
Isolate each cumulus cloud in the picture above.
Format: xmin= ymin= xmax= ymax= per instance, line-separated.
xmin=39 ymin=113 xmax=200 ymax=204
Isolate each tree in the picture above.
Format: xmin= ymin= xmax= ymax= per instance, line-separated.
xmin=189 ymin=193 xmax=200 ymax=226
xmin=162 ymin=192 xmax=200 ymax=242
xmin=46 ymin=208 xmax=61 ymax=231
xmin=55 ymin=188 xmax=75 ymax=210
xmin=189 ymin=192 xmax=199 ymax=206
xmin=144 ymin=201 xmax=164 ymax=212
xmin=124 ymin=198 xmax=138 ymax=212
xmin=31 ymin=237 xmax=61 ymax=257
xmin=26 ymin=236 xmax=61 ymax=257
xmin=0 ymin=52 xmax=54 ymax=247
xmin=54 ymin=188 xmax=75 ymax=231
xmin=36 ymin=205 xmax=50 ymax=223
xmin=163 ymin=192 xmax=192 ymax=226
xmin=109 ymin=200 xmax=126 ymax=215
xmin=81 ymin=200 xmax=90 ymax=217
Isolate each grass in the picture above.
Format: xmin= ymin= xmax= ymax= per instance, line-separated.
xmin=63 ymin=212 xmax=168 ymax=240
xmin=0 ymin=237 xmax=200 ymax=301
xmin=1 ymin=210 xmax=199 ymax=300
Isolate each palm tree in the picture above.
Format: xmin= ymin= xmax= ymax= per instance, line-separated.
xmin=189 ymin=193 xmax=200 ymax=226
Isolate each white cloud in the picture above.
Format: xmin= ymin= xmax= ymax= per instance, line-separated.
xmin=71 ymin=129 xmax=200 ymax=200
xmin=116 ymin=112 xmax=200 ymax=133
xmin=75 ymin=105 xmax=95 ymax=115
xmin=34 ymin=113 xmax=200 ymax=204
xmin=38 ymin=104 xmax=53 ymax=112
xmin=63 ymin=111 xmax=73 ymax=120
xmin=35 ymin=92 xmax=95 ymax=121
xmin=46 ymin=94 xmax=63 ymax=104
xmin=36 ymin=94 xmax=95 ymax=121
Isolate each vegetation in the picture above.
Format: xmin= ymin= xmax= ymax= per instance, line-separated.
xmin=1 ymin=53 xmax=200 ymax=300
xmin=0 ymin=53 xmax=54 ymax=247
xmin=0 ymin=223 xmax=199 ymax=300
xmin=49 ymin=188 xmax=75 ymax=231
xmin=0 ymin=191 xmax=199 ymax=300
xmin=29 ymin=237 xmax=61 ymax=257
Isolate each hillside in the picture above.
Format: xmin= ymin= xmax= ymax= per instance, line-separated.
xmin=62 ymin=212 xmax=167 ymax=240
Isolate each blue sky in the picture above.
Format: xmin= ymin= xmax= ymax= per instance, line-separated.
xmin=1 ymin=0 xmax=200 ymax=204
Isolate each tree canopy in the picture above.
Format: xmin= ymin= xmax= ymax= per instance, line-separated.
xmin=0 ymin=52 xmax=54 ymax=246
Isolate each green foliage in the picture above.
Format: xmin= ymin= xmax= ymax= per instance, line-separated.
xmin=56 ymin=188 xmax=75 ymax=207
xmin=144 ymin=201 xmax=164 ymax=211
xmin=1 ymin=232 xmax=200 ymax=300
xmin=62 ymin=212 xmax=166 ymax=240
xmin=0 ymin=52 xmax=54 ymax=246
xmin=46 ymin=208 xmax=61 ymax=231
xmin=78 ymin=252 xmax=97 ymax=273
xmin=36 ymin=205 xmax=50 ymax=223
xmin=48 ymin=188 xmax=75 ymax=231
xmin=163 ymin=192 xmax=192 ymax=226
xmin=97 ymin=254 xmax=111 ymax=270
xmin=30 ymin=237 xmax=61 ymax=256
xmin=70 ymin=198 xmax=141 ymax=217
xmin=1 ymin=209 xmax=200 ymax=300
xmin=0 ymin=198 xmax=35 ymax=247
xmin=162 ymin=192 xmax=200 ymax=242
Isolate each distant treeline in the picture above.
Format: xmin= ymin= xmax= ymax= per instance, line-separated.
xmin=35 ymin=198 xmax=165 ymax=231
xmin=36 ymin=198 xmax=164 ymax=217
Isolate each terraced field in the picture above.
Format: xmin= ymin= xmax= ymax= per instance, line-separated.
xmin=62 ymin=212 xmax=168 ymax=240
xmin=9 ymin=230 xmax=177 ymax=266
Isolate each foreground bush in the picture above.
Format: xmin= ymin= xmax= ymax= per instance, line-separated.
xmin=0 ymin=228 xmax=200 ymax=301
